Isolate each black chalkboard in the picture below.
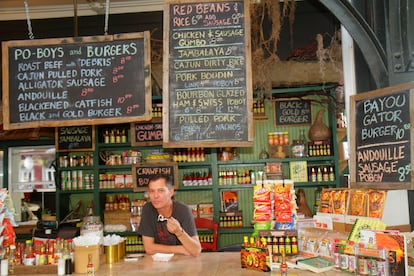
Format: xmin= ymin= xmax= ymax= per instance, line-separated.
xmin=56 ymin=125 xmax=95 ymax=152
xmin=131 ymin=120 xmax=163 ymax=146
xmin=132 ymin=162 xmax=178 ymax=192
xmin=2 ymin=32 xmax=152 ymax=130
xmin=274 ymin=99 xmax=312 ymax=126
xmin=349 ymin=82 xmax=414 ymax=189
xmin=163 ymin=0 xmax=253 ymax=148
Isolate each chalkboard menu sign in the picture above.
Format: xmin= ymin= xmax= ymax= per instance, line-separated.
xmin=274 ymin=99 xmax=312 ymax=126
xmin=56 ymin=125 xmax=95 ymax=152
xmin=131 ymin=120 xmax=163 ymax=146
xmin=163 ymin=0 xmax=253 ymax=148
xmin=132 ymin=162 xmax=178 ymax=192
xmin=2 ymin=32 xmax=152 ymax=130
xmin=349 ymin=82 xmax=414 ymax=189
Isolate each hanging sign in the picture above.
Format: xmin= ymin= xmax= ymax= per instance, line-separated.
xmin=2 ymin=32 xmax=152 ymax=129
xmin=349 ymin=82 xmax=414 ymax=189
xmin=163 ymin=0 xmax=253 ymax=148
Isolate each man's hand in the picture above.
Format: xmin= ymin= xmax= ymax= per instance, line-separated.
xmin=166 ymin=217 xmax=183 ymax=236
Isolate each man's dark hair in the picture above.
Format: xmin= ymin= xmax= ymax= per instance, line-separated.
xmin=148 ymin=174 xmax=173 ymax=188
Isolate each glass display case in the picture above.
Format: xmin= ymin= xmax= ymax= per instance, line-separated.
xmin=8 ymin=145 xmax=56 ymax=222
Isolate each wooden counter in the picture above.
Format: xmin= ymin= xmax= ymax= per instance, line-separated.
xmin=11 ymin=252 xmax=370 ymax=276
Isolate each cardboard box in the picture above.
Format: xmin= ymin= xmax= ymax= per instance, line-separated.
xmin=74 ymin=244 xmax=100 ymax=273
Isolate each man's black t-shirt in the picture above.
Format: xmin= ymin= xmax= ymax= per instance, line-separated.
xmin=138 ymin=201 xmax=197 ymax=245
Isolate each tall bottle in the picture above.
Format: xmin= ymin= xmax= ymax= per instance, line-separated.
xmin=8 ymin=244 xmax=16 ymax=274
xmin=24 ymin=240 xmax=35 ymax=266
xmin=291 ymin=129 xmax=306 ymax=157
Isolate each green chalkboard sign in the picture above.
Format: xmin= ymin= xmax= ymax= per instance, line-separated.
xmin=2 ymin=32 xmax=152 ymax=130
xmin=274 ymin=99 xmax=312 ymax=126
xmin=349 ymin=82 xmax=414 ymax=190
xmin=163 ymin=0 xmax=253 ymax=148
xmin=56 ymin=125 xmax=95 ymax=152
xmin=132 ymin=162 xmax=178 ymax=192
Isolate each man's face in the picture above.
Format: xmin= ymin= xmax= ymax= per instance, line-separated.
xmin=148 ymin=178 xmax=173 ymax=210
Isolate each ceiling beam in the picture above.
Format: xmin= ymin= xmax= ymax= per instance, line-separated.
xmin=0 ymin=0 xmax=163 ymax=21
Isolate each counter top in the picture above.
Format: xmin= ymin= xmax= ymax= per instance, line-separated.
xmin=12 ymin=252 xmax=379 ymax=276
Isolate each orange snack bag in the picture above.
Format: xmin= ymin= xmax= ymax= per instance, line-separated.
xmin=367 ymin=190 xmax=386 ymax=218
xmin=348 ymin=190 xmax=366 ymax=216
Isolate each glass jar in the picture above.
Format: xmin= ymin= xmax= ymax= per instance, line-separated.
xmin=291 ymin=129 xmax=306 ymax=157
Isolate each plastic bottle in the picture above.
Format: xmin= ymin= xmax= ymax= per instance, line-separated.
xmin=8 ymin=244 xmax=16 ymax=274
xmin=23 ymin=240 xmax=35 ymax=266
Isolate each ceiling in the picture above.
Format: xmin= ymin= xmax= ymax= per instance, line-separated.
xmin=0 ymin=0 xmax=163 ymax=20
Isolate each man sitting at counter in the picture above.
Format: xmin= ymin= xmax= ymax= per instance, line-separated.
xmin=138 ymin=174 xmax=202 ymax=256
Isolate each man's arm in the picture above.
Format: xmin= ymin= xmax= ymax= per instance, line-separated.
xmin=142 ymin=234 xmax=201 ymax=256
xmin=142 ymin=217 xmax=202 ymax=257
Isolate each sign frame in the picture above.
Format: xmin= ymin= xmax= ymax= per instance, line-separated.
xmin=132 ymin=162 xmax=178 ymax=192
xmin=162 ymin=0 xmax=253 ymax=148
xmin=349 ymin=82 xmax=414 ymax=190
xmin=2 ymin=32 xmax=152 ymax=130
xmin=273 ymin=98 xmax=312 ymax=126
xmin=55 ymin=125 xmax=95 ymax=152
xmin=130 ymin=120 xmax=163 ymax=146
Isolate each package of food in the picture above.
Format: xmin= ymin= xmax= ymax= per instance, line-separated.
xmin=348 ymin=190 xmax=367 ymax=216
xmin=319 ymin=189 xmax=334 ymax=213
xmin=367 ymin=190 xmax=386 ymax=218
xmin=332 ymin=189 xmax=349 ymax=215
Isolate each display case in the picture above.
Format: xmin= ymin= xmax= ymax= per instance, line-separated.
xmin=8 ymin=145 xmax=56 ymax=222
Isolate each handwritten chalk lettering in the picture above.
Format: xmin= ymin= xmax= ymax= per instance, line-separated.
xmin=17 ymin=72 xmax=45 ymax=81
xmin=397 ymin=164 xmax=412 ymax=182
xmin=226 ymin=98 xmax=245 ymax=105
xmin=362 ymin=110 xmax=402 ymax=126
xmin=172 ymin=31 xmax=206 ymax=40
xmin=18 ymin=80 xmax=64 ymax=91
xmin=60 ymin=126 xmax=90 ymax=135
xmin=86 ymin=43 xmax=138 ymax=57
xmin=177 ymin=90 xmax=214 ymax=99
xmin=79 ymin=58 xmax=113 ymax=67
xmin=178 ymin=115 xmax=209 ymax=124
xmin=177 ymin=47 xmax=225 ymax=58
xmin=216 ymin=123 xmax=241 ymax=131
xmin=214 ymin=114 xmax=236 ymax=122
xmin=203 ymin=59 xmax=227 ymax=67
xmin=174 ymin=60 xmax=202 ymax=69
xmin=178 ymin=38 xmax=206 ymax=47
xmin=363 ymin=94 xmax=406 ymax=114
xmin=47 ymin=69 xmax=78 ymax=79
xmin=136 ymin=130 xmax=162 ymax=141
xmin=59 ymin=135 xmax=91 ymax=143
xmin=20 ymin=112 xmax=46 ymax=121
xmin=18 ymin=91 xmax=68 ymax=101
xmin=87 ymin=108 xmax=122 ymax=117
xmin=213 ymin=29 xmax=244 ymax=38
xmin=358 ymin=161 xmax=398 ymax=175
xmin=358 ymin=172 xmax=384 ymax=182
xmin=200 ymin=71 xmax=233 ymax=79
xmin=75 ymin=99 xmax=112 ymax=108
xmin=172 ymin=99 xmax=191 ymax=108
xmin=66 ymin=77 xmax=106 ymax=87
xmin=212 ymin=79 xmax=234 ymax=86
xmin=18 ymin=101 xmax=69 ymax=112
xmin=361 ymin=125 xmax=402 ymax=140
xmin=173 ymin=16 xmax=191 ymax=27
xmin=197 ymin=98 xmax=223 ymax=107
xmin=279 ymin=115 xmax=310 ymax=124
xmin=176 ymin=73 xmax=197 ymax=81
xmin=357 ymin=145 xmax=406 ymax=162
xmin=18 ymin=61 xmax=42 ymax=71
xmin=172 ymin=4 xmax=193 ymax=16
xmin=203 ymin=17 xmax=232 ymax=27
xmin=195 ymin=3 xmax=231 ymax=14
xmin=37 ymin=47 xmax=65 ymax=59
xmin=136 ymin=124 xmax=155 ymax=130
xmin=63 ymin=110 xmax=84 ymax=118
xmin=216 ymin=89 xmax=245 ymax=97
xmin=44 ymin=61 xmax=63 ymax=69
xmin=137 ymin=166 xmax=172 ymax=175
